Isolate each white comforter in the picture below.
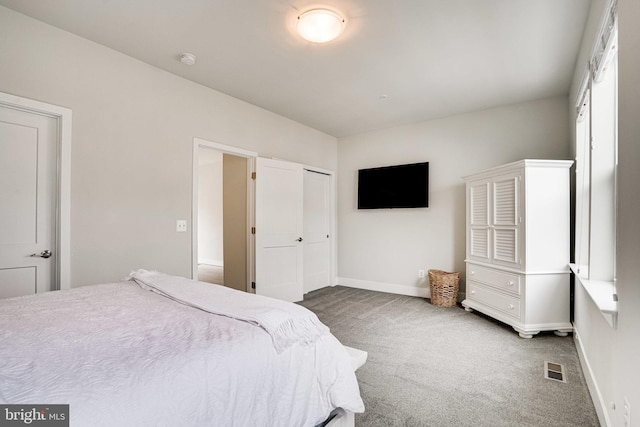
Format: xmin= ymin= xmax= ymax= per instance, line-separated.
xmin=0 ymin=280 xmax=364 ymax=427
xmin=127 ymin=270 xmax=330 ymax=354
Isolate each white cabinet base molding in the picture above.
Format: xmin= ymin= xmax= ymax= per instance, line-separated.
xmin=462 ymin=160 xmax=573 ymax=338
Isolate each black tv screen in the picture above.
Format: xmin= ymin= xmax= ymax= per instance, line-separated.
xmin=357 ymin=162 xmax=429 ymax=209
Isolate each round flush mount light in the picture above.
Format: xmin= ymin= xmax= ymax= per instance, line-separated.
xmin=179 ymin=53 xmax=197 ymax=66
xmin=297 ymin=8 xmax=345 ymax=43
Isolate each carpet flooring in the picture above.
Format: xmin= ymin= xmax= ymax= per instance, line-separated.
xmin=197 ymin=264 xmax=224 ymax=285
xmin=299 ymin=286 xmax=600 ymax=427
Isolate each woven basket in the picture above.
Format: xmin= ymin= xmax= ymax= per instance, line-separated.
xmin=428 ymin=269 xmax=460 ymax=308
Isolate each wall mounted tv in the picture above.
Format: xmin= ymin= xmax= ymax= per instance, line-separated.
xmin=357 ymin=162 xmax=429 ymax=209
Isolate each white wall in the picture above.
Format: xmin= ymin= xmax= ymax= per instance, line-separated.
xmin=337 ymin=97 xmax=571 ymax=296
xmin=568 ymin=0 xmax=640 ymax=425
xmin=615 ymin=0 xmax=640 ymax=423
xmin=198 ymin=150 xmax=223 ymax=266
xmin=0 ymin=6 xmax=337 ymax=287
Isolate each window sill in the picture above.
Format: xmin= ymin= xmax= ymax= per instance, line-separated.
xmin=570 ymin=264 xmax=617 ymax=328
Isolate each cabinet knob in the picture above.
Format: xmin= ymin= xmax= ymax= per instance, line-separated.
xmin=507 ymin=280 xmax=514 ymax=286
xmin=471 ymin=290 xmax=476 ymax=295
xmin=470 ymin=271 xmax=475 ymax=275
xmin=508 ymin=304 xmax=515 ymax=310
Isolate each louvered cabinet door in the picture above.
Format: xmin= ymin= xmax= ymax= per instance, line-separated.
xmin=467 ymin=179 xmax=491 ymax=263
xmin=491 ymin=172 xmax=522 ymax=269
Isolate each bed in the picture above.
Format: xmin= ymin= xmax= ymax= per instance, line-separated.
xmin=0 ymin=270 xmax=364 ymax=426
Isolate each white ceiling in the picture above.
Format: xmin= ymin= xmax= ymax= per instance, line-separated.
xmin=0 ymin=0 xmax=591 ymax=137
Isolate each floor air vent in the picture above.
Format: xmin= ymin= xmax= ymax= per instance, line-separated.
xmin=544 ymin=361 xmax=566 ymax=383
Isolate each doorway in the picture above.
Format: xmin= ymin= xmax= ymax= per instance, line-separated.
xmin=196 ymin=149 xmax=225 ymax=284
xmin=192 ymin=139 xmax=256 ymax=292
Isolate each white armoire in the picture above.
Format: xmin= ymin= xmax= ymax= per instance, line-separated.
xmin=462 ymin=159 xmax=573 ymax=338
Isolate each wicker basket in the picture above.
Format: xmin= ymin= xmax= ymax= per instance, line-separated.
xmin=428 ymin=269 xmax=460 ymax=308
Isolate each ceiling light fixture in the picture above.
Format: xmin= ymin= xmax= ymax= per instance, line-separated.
xmin=179 ymin=53 xmax=197 ymax=66
xmin=296 ymin=9 xmax=345 ymax=43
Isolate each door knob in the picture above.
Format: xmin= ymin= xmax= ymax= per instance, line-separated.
xmin=30 ymin=250 xmax=52 ymax=259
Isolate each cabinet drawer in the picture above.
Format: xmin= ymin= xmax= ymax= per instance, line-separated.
xmin=467 ymin=282 xmax=521 ymax=320
xmin=467 ymin=265 xmax=521 ymax=295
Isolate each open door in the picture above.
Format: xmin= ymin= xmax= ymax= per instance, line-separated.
xmin=255 ymin=158 xmax=303 ymax=302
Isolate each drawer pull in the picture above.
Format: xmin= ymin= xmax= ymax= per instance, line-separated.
xmin=508 ymin=304 xmax=515 ymax=310
xmin=471 ymin=290 xmax=476 ymax=295
xmin=507 ymin=280 xmax=514 ymax=286
xmin=471 ymin=270 xmax=475 ymax=275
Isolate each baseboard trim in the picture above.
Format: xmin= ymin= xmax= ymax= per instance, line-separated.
xmin=198 ymin=259 xmax=223 ymax=267
xmin=573 ymin=327 xmax=611 ymax=427
xmin=336 ymin=277 xmax=467 ymax=302
xmin=337 ymin=277 xmax=429 ymax=298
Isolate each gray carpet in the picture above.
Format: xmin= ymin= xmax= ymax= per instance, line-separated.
xmin=299 ymin=286 xmax=600 ymax=427
xmin=198 ymin=264 xmax=224 ymax=285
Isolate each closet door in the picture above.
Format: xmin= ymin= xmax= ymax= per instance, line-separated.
xmin=255 ymin=158 xmax=304 ymax=302
xmin=303 ymin=170 xmax=331 ymax=294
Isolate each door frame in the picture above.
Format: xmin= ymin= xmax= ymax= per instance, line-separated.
xmin=0 ymin=91 xmax=72 ymax=290
xmin=191 ymin=138 xmax=257 ymax=291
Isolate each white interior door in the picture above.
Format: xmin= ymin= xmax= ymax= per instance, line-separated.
xmin=255 ymin=157 xmax=303 ymax=302
xmin=303 ymin=170 xmax=331 ymax=294
xmin=0 ymin=105 xmax=57 ymax=298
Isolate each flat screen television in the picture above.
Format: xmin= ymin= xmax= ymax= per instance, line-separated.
xmin=357 ymin=162 xmax=429 ymax=209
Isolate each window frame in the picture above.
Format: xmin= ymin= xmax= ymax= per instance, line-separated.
xmin=571 ymin=1 xmax=618 ymax=327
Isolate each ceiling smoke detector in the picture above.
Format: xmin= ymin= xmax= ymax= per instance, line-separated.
xmin=179 ymin=53 xmax=197 ymax=66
